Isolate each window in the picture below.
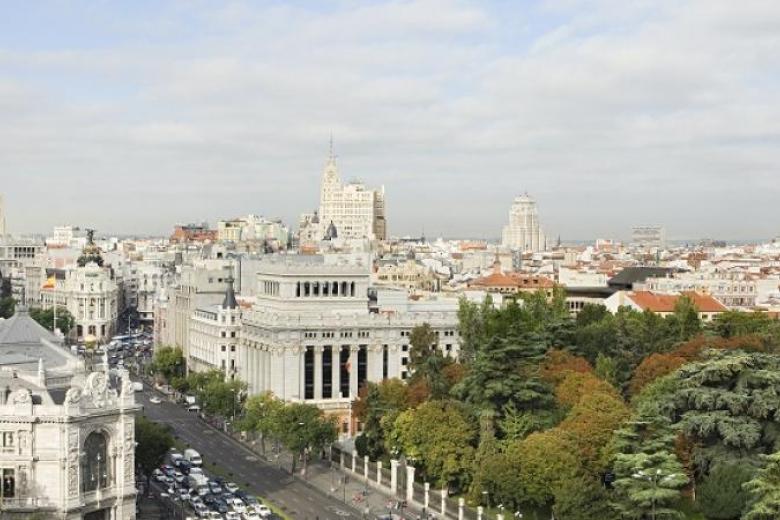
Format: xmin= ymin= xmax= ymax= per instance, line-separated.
xmin=230 ymin=345 xmax=235 ymax=352
xmin=1 ymin=469 xmax=14 ymax=498
xmin=230 ymin=331 xmax=236 ymax=338
xmin=81 ymin=432 xmax=110 ymax=492
xmin=221 ymin=345 xmax=226 ymax=352
xmin=0 ymin=433 xmax=13 ymax=452
xmin=221 ymin=331 xmax=226 ymax=338
xmin=402 ymin=344 xmax=408 ymax=352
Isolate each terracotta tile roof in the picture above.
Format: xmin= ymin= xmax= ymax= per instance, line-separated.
xmin=626 ymin=291 xmax=727 ymax=313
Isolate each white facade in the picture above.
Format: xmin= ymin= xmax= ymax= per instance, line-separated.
xmin=632 ymin=226 xmax=666 ymax=248
xmin=318 ymin=152 xmax=386 ymax=241
xmin=217 ymin=215 xmax=289 ymax=244
xmin=38 ymin=263 xmax=120 ymax=341
xmin=501 ymin=194 xmax=547 ymax=252
xmin=0 ymin=307 xmax=139 ymax=519
xmin=638 ymin=272 xmax=757 ymax=308
xmin=238 ymin=258 xmax=459 ymax=433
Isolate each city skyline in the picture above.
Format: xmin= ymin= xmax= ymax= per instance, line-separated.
xmin=2 ymin=1 xmax=779 ymax=240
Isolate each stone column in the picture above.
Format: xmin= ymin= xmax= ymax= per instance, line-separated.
xmin=406 ymin=465 xmax=415 ymax=503
xmin=332 ymin=346 xmax=341 ymax=398
xmin=377 ymin=461 xmax=383 ymax=486
xmin=390 ymin=459 xmax=399 ymax=495
xmin=364 ymin=456 xmax=369 ymax=480
xmin=349 ymin=346 xmax=359 ymax=398
xmin=458 ymin=498 xmax=465 ymax=520
xmin=477 ymin=506 xmax=484 ymax=520
xmin=352 ymin=451 xmax=357 ymax=473
xmin=424 ymin=482 xmax=430 ymax=510
xmin=440 ymin=487 xmax=448 ymax=517
xmin=314 ymin=346 xmax=323 ymax=400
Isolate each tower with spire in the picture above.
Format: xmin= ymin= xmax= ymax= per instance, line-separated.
xmin=317 ymin=137 xmax=387 ymax=241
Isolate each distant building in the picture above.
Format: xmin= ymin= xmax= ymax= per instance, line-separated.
xmin=318 ymin=145 xmax=386 ymax=241
xmin=501 ymin=194 xmax=547 ymax=252
xmin=632 ymin=226 xmax=666 ymax=248
xmin=604 ymin=290 xmax=727 ymax=321
xmin=170 ymin=223 xmax=217 ymax=244
xmin=216 ymin=215 xmax=289 ymax=246
xmin=468 ymin=261 xmax=555 ymax=298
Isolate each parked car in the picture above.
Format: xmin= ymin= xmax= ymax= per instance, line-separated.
xmin=225 ymin=482 xmax=239 ymax=494
xmin=226 ymin=513 xmax=241 ymax=520
xmin=253 ymin=504 xmax=272 ymax=518
xmin=184 ymin=448 xmax=203 ymax=466
xmin=229 ymin=498 xmax=246 ymax=514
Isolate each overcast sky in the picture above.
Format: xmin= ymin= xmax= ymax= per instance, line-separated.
xmin=1 ymin=1 xmax=779 ymax=241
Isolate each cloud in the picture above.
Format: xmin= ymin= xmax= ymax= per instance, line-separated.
xmin=1 ymin=0 xmax=779 ymax=240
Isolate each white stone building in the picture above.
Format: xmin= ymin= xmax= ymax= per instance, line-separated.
xmin=187 ymin=278 xmax=242 ymax=377
xmin=238 ymin=257 xmax=459 ymax=435
xmin=38 ymin=263 xmax=119 ymax=342
xmin=501 ymin=194 xmax=547 ymax=252
xmin=318 ymin=148 xmax=386 ymax=241
xmin=632 ymin=226 xmax=666 ymax=248
xmin=0 ymin=305 xmax=138 ymax=519
xmin=217 ymin=215 xmax=289 ymax=245
xmin=637 ymin=271 xmax=757 ymax=309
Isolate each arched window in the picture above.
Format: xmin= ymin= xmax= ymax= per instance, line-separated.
xmin=304 ymin=282 xmax=310 ymax=297
xmin=341 ymin=282 xmax=348 ymax=297
xmin=350 ymin=282 xmax=355 ymax=297
xmin=81 ymin=431 xmax=111 ymax=492
xmin=332 ymin=281 xmax=338 ymax=295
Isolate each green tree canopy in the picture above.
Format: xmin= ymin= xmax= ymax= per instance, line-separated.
xmin=272 ymin=402 xmax=337 ymax=473
xmin=135 ymin=416 xmax=174 ymax=478
xmin=743 ymin=451 xmax=780 ymax=520
xmin=151 ymin=346 xmax=185 ymax=383
xmin=388 ymin=400 xmax=477 ymax=490
xmin=698 ymin=462 xmax=755 ymax=520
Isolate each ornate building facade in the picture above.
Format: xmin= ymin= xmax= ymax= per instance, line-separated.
xmin=238 ymin=258 xmax=458 ymax=434
xmin=501 ymin=194 xmax=547 ymax=252
xmin=0 ymin=305 xmax=138 ymax=519
xmin=318 ymin=147 xmax=386 ymax=241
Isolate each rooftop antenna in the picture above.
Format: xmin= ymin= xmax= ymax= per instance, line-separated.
xmin=329 ymin=133 xmax=335 ymax=162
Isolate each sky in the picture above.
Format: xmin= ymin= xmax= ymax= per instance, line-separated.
xmin=1 ymin=0 xmax=779 ymax=241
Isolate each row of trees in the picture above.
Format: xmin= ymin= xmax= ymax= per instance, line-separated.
xmin=351 ymin=290 xmax=780 ymax=518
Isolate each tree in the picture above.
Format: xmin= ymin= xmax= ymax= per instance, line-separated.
xmin=576 ymin=303 xmax=610 ymax=328
xmin=611 ymin=450 xmax=688 ymax=519
xmin=742 ymin=451 xmax=780 ymax=520
xmin=239 ymin=391 xmax=284 ymax=454
xmin=0 ymin=296 xmax=14 ymax=319
xmin=697 ymin=462 xmax=755 ymax=519
xmin=388 ymin=400 xmax=477 ymax=490
xmin=273 ymin=402 xmax=337 ymax=474
xmin=452 ymin=334 xmax=553 ymax=414
xmin=667 ymin=295 xmax=702 ymax=342
xmin=29 ymin=307 xmax=75 ymax=334
xmin=198 ymin=377 xmax=247 ymax=418
xmin=408 ymin=323 xmax=451 ymax=398
xmin=628 ymin=353 xmax=687 ymax=396
xmin=505 ymin=429 xmax=581 ymax=509
xmin=135 ymin=416 xmax=174 ymax=485
xmin=151 ymin=346 xmax=185 ymax=383
xmin=553 ymin=472 xmax=618 ymax=520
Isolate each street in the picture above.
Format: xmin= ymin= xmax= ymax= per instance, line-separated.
xmin=140 ymin=385 xmax=364 ymax=520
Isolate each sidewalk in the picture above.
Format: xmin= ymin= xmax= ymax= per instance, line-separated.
xmin=232 ymin=435 xmax=433 ymax=519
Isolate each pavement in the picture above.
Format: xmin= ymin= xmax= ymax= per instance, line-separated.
xmin=140 ymin=383 xmax=421 ymax=520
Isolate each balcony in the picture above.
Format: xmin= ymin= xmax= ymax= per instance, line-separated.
xmin=2 ymin=497 xmax=39 ymax=510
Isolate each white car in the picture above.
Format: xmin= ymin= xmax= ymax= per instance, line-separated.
xmin=243 ymin=513 xmax=261 ymax=520
xmin=226 ymin=513 xmax=241 ymax=520
xmin=252 ymin=505 xmax=272 ymax=518
xmin=149 ymin=396 xmax=162 ymax=404
xmin=225 ymin=482 xmax=239 ymax=493
xmin=229 ymin=498 xmax=246 ymax=514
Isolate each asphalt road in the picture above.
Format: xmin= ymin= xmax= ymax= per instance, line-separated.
xmin=140 ymin=386 xmax=360 ymax=520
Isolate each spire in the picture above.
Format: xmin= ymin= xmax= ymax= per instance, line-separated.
xmin=329 ymin=132 xmax=335 ymax=162
xmin=223 ymin=275 xmax=238 ymax=310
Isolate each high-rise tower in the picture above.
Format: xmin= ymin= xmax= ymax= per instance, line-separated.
xmin=501 ymin=194 xmax=547 ymax=252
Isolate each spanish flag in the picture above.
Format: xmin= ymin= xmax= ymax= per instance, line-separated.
xmin=42 ymin=276 xmax=56 ymax=289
